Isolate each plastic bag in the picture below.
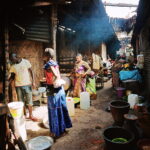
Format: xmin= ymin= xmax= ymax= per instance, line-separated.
xmin=53 ymin=78 xmax=66 ymax=88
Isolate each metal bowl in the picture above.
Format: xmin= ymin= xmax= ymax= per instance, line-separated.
xmin=32 ymin=90 xmax=40 ymax=96
xmin=26 ymin=136 xmax=53 ymax=150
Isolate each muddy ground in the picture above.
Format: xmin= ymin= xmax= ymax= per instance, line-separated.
xmin=26 ymin=80 xmax=116 ymax=150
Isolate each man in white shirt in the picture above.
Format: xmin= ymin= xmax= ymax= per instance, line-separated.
xmin=9 ymin=53 xmax=38 ymax=121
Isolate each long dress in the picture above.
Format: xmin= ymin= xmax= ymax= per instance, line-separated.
xmin=73 ymin=61 xmax=91 ymax=97
xmin=44 ymin=60 xmax=72 ymax=137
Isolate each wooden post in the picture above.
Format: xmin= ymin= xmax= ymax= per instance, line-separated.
xmin=101 ymin=43 xmax=107 ymax=61
xmin=51 ymin=4 xmax=58 ymax=61
xmin=4 ymin=17 xmax=9 ymax=103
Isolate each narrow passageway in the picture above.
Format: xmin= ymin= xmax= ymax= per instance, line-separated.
xmin=1 ymin=0 xmax=149 ymax=150
xmin=26 ymin=80 xmax=114 ymax=150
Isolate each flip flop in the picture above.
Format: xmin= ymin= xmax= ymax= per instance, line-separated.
xmin=26 ymin=116 xmax=39 ymax=122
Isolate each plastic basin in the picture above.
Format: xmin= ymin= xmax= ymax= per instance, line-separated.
xmin=8 ymin=102 xmax=24 ymax=119
xmin=110 ymin=100 xmax=130 ymax=126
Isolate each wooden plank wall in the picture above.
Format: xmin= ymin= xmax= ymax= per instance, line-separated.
xmin=58 ymin=48 xmax=76 ymax=73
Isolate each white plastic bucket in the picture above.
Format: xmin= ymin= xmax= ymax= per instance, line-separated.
xmin=8 ymin=102 xmax=24 ymax=119
xmin=80 ymin=92 xmax=90 ymax=110
xmin=14 ymin=116 xmax=27 ymax=141
xmin=43 ymin=114 xmax=49 ymax=129
xmin=66 ymin=97 xmax=75 ymax=116
xmin=128 ymin=94 xmax=139 ymax=109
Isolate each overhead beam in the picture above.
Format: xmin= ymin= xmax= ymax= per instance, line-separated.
xmin=31 ymin=2 xmax=52 ymax=7
xmin=30 ymin=0 xmax=72 ymax=7
xmin=104 ymin=3 xmax=138 ymax=7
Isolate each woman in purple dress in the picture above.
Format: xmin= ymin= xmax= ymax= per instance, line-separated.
xmin=73 ymin=54 xmax=91 ymax=97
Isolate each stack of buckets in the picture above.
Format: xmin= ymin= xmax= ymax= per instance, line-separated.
xmin=8 ymin=102 xmax=27 ymax=141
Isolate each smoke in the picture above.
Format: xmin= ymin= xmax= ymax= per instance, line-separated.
xmin=59 ymin=0 xmax=120 ymax=56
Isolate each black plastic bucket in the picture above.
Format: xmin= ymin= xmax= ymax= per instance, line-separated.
xmin=110 ymin=100 xmax=130 ymax=126
xmin=103 ymin=126 xmax=134 ymax=150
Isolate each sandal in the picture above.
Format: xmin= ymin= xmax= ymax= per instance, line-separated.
xmin=26 ymin=116 xmax=39 ymax=122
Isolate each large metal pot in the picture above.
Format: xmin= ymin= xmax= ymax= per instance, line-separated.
xmin=61 ymin=76 xmax=71 ymax=91
xmin=32 ymin=90 xmax=40 ymax=96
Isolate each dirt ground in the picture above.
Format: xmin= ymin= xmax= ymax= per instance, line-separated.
xmin=26 ymin=80 xmax=116 ymax=150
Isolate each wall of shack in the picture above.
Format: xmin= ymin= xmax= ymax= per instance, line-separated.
xmin=139 ymin=18 xmax=150 ymax=102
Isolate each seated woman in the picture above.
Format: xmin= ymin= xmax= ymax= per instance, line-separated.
xmin=72 ymin=53 xmax=91 ymax=97
xmin=111 ymin=59 xmax=123 ymax=88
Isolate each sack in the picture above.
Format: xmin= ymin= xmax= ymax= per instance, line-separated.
xmin=53 ymin=78 xmax=66 ymax=88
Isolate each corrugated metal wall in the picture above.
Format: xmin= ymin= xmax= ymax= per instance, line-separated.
xmin=25 ymin=16 xmax=51 ymax=43
xmin=139 ymin=19 xmax=150 ymax=101
xmin=144 ymin=50 xmax=150 ymax=99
